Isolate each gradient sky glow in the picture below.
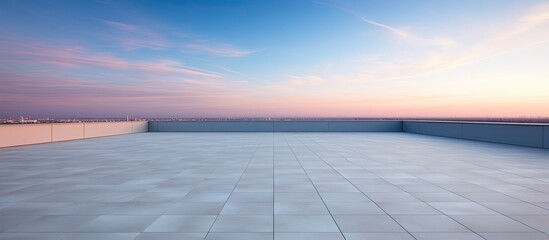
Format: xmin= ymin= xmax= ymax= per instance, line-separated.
xmin=1 ymin=0 xmax=549 ymax=118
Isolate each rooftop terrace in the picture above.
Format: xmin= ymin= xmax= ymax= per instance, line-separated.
xmin=1 ymin=131 xmax=549 ymax=239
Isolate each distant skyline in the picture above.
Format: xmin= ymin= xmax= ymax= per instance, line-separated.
xmin=1 ymin=0 xmax=548 ymax=118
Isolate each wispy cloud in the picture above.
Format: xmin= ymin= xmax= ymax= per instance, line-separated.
xmin=288 ymin=75 xmax=326 ymax=87
xmin=103 ymin=20 xmax=169 ymax=50
xmin=411 ymin=3 xmax=549 ymax=77
xmin=185 ymin=43 xmax=256 ymax=57
xmin=0 ymin=37 xmax=223 ymax=78
xmin=102 ymin=20 xmax=256 ymax=57
xmin=315 ymin=1 xmax=456 ymax=48
xmin=0 ymin=70 xmax=243 ymax=113
xmin=309 ymin=2 xmax=549 ymax=84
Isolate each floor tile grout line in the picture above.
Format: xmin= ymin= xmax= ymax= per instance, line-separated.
xmin=325 ymin=134 xmax=549 ymax=236
xmin=284 ymin=133 xmax=347 ymax=240
xmin=299 ymin=133 xmax=422 ymax=240
xmin=311 ymin=134 xmax=492 ymax=240
xmin=202 ymin=140 xmax=260 ymax=239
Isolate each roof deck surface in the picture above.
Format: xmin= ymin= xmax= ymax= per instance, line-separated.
xmin=0 ymin=132 xmax=549 ymax=240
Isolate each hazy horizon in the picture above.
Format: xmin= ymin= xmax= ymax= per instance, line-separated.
xmin=1 ymin=0 xmax=548 ymax=118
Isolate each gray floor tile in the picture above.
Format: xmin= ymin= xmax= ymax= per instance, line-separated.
xmin=275 ymin=202 xmax=329 ymax=215
xmin=136 ymin=233 xmax=206 ymax=240
xmin=275 ymin=232 xmax=344 ymax=240
xmin=275 ymin=215 xmax=339 ymax=232
xmin=79 ymin=215 xmax=158 ymax=233
xmin=452 ymin=215 xmax=537 ymax=232
xmin=131 ymin=192 xmax=187 ymax=203
xmin=0 ymin=233 xmax=68 ymax=240
xmin=2 ymin=132 xmax=549 ymax=237
xmin=274 ymin=193 xmax=322 ymax=202
xmin=428 ymin=202 xmax=499 ymax=215
xmin=181 ymin=192 xmax=231 ymax=202
xmin=60 ymin=233 xmax=138 ymax=240
xmin=326 ymin=202 xmax=385 ymax=214
xmin=479 ymin=233 xmax=549 ymax=240
xmin=144 ymin=215 xmax=216 ymax=233
xmin=206 ymin=233 xmax=273 ymax=240
xmin=210 ymin=215 xmax=273 ymax=232
xmin=220 ymin=202 xmax=273 ymax=215
xmin=411 ymin=192 xmax=469 ymax=202
xmin=227 ymin=193 xmax=273 ymax=202
xmin=367 ymin=192 xmax=419 ymax=202
xmin=319 ymin=192 xmax=371 ymax=202
xmin=0 ymin=216 xmax=40 ymax=232
xmin=392 ymin=215 xmax=471 ymax=233
xmin=7 ymin=216 xmax=97 ymax=233
xmin=379 ymin=202 xmax=440 ymax=215
xmin=482 ymin=202 xmax=549 ymax=215
xmin=411 ymin=233 xmax=484 ymax=240
xmin=333 ymin=214 xmax=405 ymax=233
xmin=344 ymin=233 xmax=415 ymax=240
xmin=511 ymin=215 xmax=549 ymax=232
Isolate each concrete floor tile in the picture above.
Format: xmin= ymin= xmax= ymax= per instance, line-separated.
xmin=344 ymin=233 xmax=415 ymax=240
xmin=452 ymin=215 xmax=537 ymax=232
xmin=2 ymin=132 xmax=549 ymax=236
xmin=166 ymin=202 xmax=224 ymax=215
xmin=144 ymin=215 xmax=216 ymax=233
xmin=136 ymin=233 xmax=206 ymax=240
xmin=333 ymin=214 xmax=405 ymax=233
xmin=479 ymin=233 xmax=549 ymax=240
xmin=220 ymin=202 xmax=273 ymax=215
xmin=275 ymin=215 xmax=339 ymax=232
xmin=206 ymin=233 xmax=273 ymax=240
xmin=275 ymin=202 xmax=329 ymax=215
xmin=275 ymin=232 xmax=344 ymax=240
xmin=79 ymin=215 xmax=158 ymax=233
xmin=210 ymin=215 xmax=273 ymax=232
xmin=392 ymin=215 xmax=470 ymax=233
xmin=6 ymin=215 xmax=96 ymax=233
xmin=411 ymin=233 xmax=484 ymax=240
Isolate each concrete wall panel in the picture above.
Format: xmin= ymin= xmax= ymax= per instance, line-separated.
xmin=328 ymin=121 xmax=401 ymax=132
xmin=155 ymin=122 xmax=213 ymax=132
xmin=418 ymin=122 xmax=462 ymax=138
xmin=132 ymin=121 xmax=149 ymax=132
xmin=211 ymin=121 xmax=273 ymax=132
xmin=0 ymin=121 xmax=148 ymax=148
xmin=52 ymin=123 xmax=84 ymax=142
xmin=274 ymin=121 xmax=330 ymax=132
xmin=462 ymin=124 xmax=543 ymax=148
xmin=148 ymin=121 xmax=158 ymax=132
xmin=403 ymin=122 xmax=420 ymax=133
xmin=151 ymin=121 xmax=409 ymax=132
xmin=543 ymin=126 xmax=549 ymax=148
xmin=0 ymin=125 xmax=52 ymax=147
xmin=403 ymin=121 xmax=549 ymax=149
xmin=84 ymin=122 xmax=133 ymax=138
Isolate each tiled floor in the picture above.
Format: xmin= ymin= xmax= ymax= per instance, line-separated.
xmin=1 ymin=132 xmax=549 ymax=240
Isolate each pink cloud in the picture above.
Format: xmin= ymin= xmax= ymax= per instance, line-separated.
xmin=185 ymin=44 xmax=256 ymax=57
xmin=102 ymin=20 xmax=255 ymax=57
xmin=0 ymin=39 xmax=222 ymax=78
xmin=103 ymin=20 xmax=170 ymax=50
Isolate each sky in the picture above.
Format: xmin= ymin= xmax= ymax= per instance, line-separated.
xmin=1 ymin=0 xmax=548 ymax=118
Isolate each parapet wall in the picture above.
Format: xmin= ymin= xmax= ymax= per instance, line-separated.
xmin=0 ymin=121 xmax=148 ymax=148
xmin=148 ymin=121 xmax=403 ymax=132
xmin=1 ymin=120 xmax=547 ymax=149
xmin=403 ymin=121 xmax=549 ymax=149
xmin=150 ymin=120 xmax=548 ymax=149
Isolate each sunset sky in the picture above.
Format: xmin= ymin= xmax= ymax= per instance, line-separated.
xmin=1 ymin=0 xmax=548 ymax=118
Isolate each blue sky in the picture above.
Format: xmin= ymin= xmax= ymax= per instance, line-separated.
xmin=1 ymin=0 xmax=548 ymax=118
